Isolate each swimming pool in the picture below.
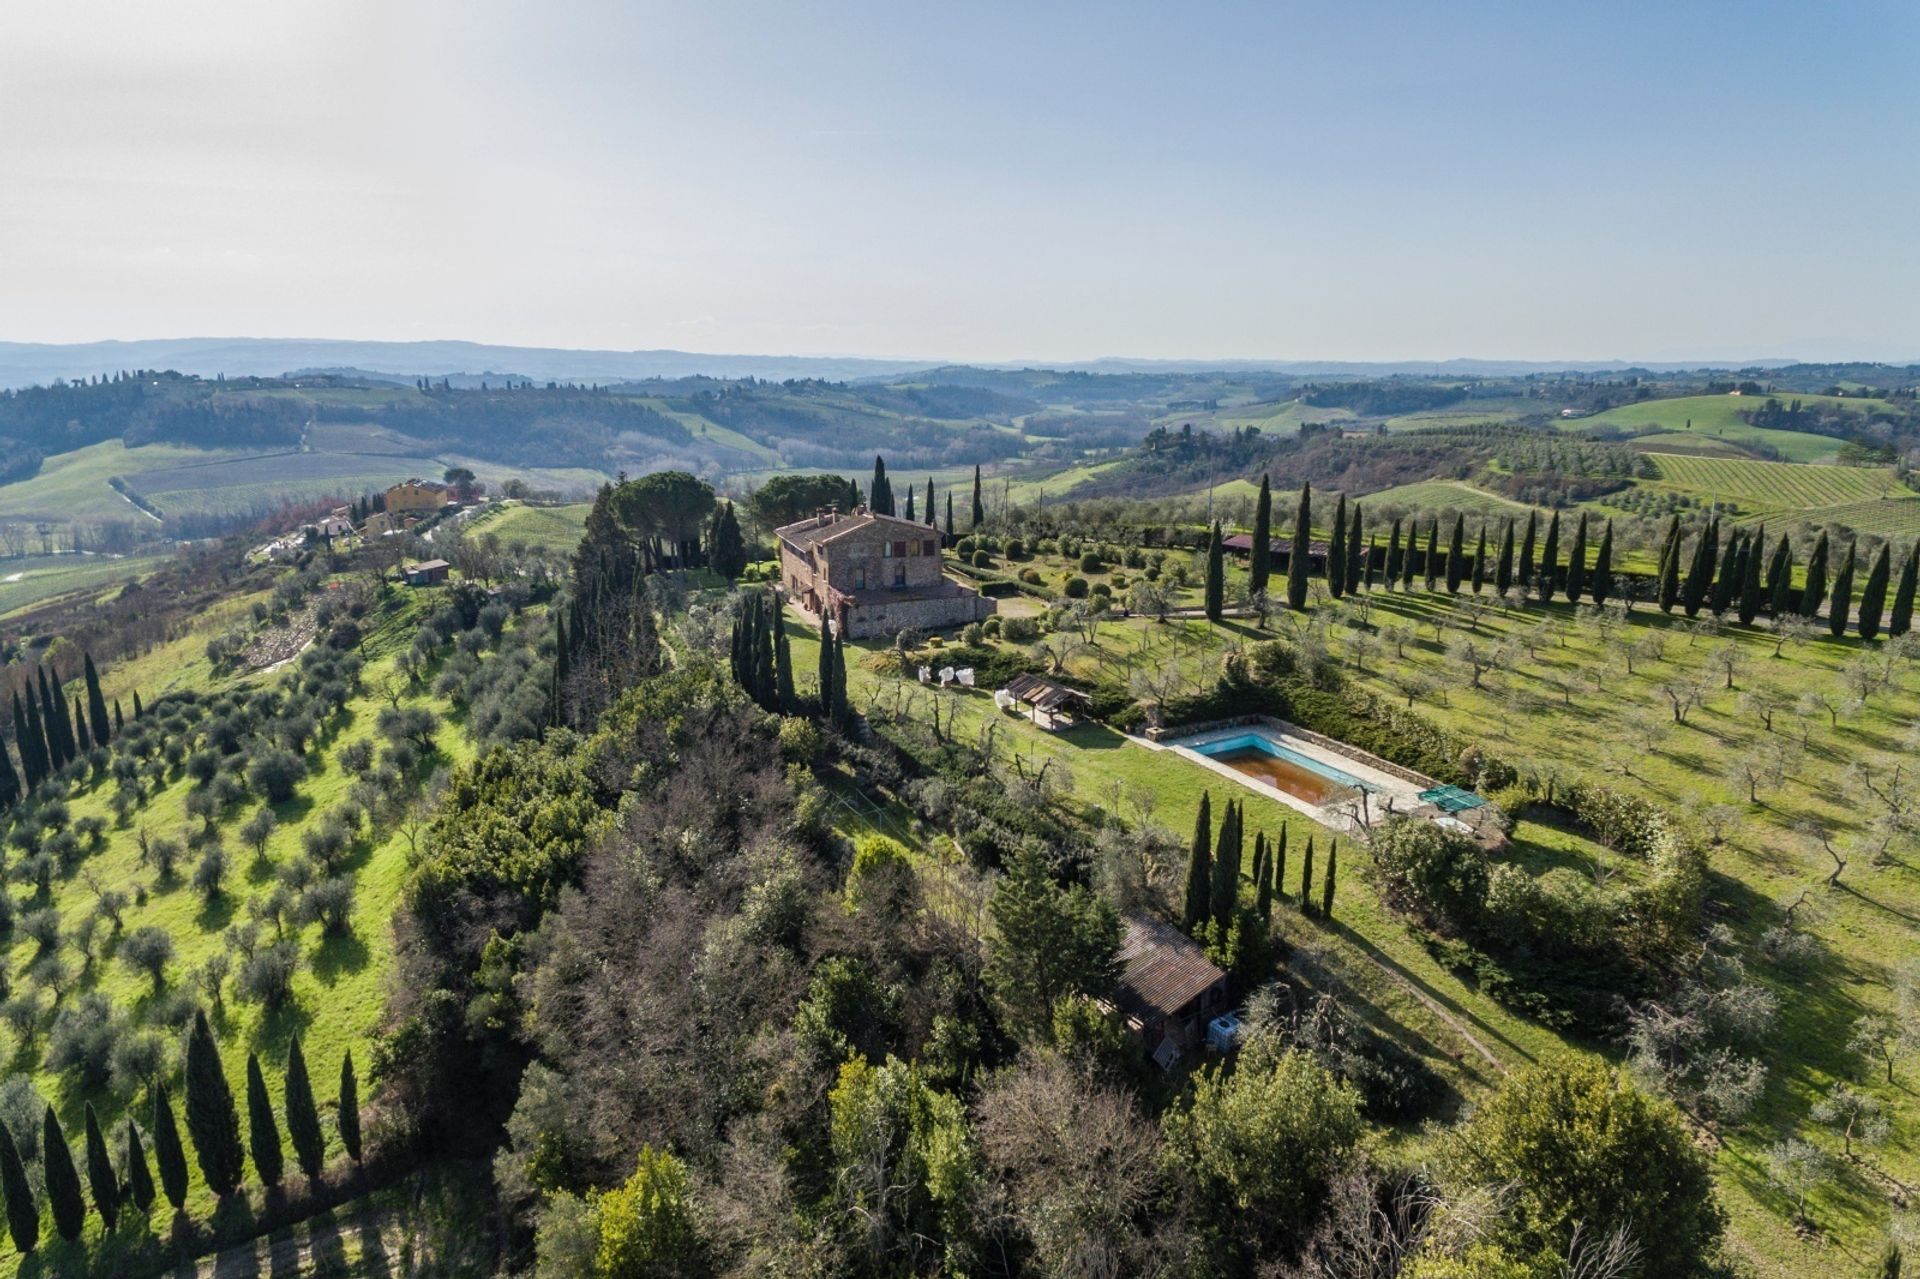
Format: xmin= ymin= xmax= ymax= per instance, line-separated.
xmin=1177 ymin=729 xmax=1373 ymax=806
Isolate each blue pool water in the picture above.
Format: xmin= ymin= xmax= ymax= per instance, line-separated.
xmin=1180 ymin=730 xmax=1373 ymax=796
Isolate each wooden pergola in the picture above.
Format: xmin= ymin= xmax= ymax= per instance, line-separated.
xmin=1003 ymin=673 xmax=1091 ymax=729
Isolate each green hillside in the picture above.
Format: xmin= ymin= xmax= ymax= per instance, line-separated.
xmin=1574 ymin=393 xmax=1893 ymax=463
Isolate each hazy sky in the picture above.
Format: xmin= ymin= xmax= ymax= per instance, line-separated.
xmin=2 ymin=0 xmax=1915 ymax=362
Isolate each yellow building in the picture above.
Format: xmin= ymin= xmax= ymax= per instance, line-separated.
xmin=385 ymin=478 xmax=451 ymax=514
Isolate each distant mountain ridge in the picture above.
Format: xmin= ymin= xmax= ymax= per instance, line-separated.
xmin=0 ymin=337 xmax=1892 ymax=391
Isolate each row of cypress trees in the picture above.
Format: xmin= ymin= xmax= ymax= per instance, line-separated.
xmin=1181 ymin=791 xmax=1338 ymax=935
xmin=729 ymin=590 xmax=796 ymax=713
xmin=0 ymin=1015 xmax=361 ymax=1253
xmin=0 ymin=652 xmax=132 ymax=811
xmin=865 ymin=456 xmax=959 ymax=538
xmin=1651 ymin=516 xmax=1920 ymax=638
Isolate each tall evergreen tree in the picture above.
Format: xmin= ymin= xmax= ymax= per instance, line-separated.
xmin=1346 ymin=503 xmax=1364 ymax=591
xmin=1470 ymin=524 xmax=1488 ymax=595
xmin=1593 ymin=520 xmax=1615 ymax=607
xmin=945 ymin=491 xmax=954 ymax=543
xmin=1364 ymin=536 xmax=1379 ymax=590
xmin=1495 ymin=517 xmax=1515 ymax=595
xmin=246 ymin=1051 xmax=284 ymax=1188
xmin=0 ymin=738 xmax=17 ymax=813
xmin=816 ymin=613 xmax=836 ymax=721
xmin=1248 ymin=474 xmax=1273 ymax=595
xmin=84 ymin=1102 xmax=117 ymax=1231
xmin=1860 ymin=541 xmax=1891 ymax=640
xmin=0 ymin=1119 xmax=35 ymax=1254
xmin=19 ymin=691 xmax=47 ymax=788
xmin=1204 ymin=522 xmax=1225 ymax=622
xmin=43 ymin=1106 xmax=84 ymax=1241
xmin=1254 ymin=832 xmax=1272 ymax=920
xmin=1891 ymin=541 xmax=1918 ymax=638
xmin=1658 ymin=525 xmax=1683 ymax=613
xmin=828 ymin=624 xmax=851 ymax=729
xmin=124 ymin=1120 xmax=155 ymax=1214
xmin=1384 ymin=519 xmax=1404 ymax=589
xmin=152 ymin=1083 xmax=189 ymax=1210
xmin=1272 ymin=826 xmax=1288 ymax=902
xmin=1800 ymin=531 xmax=1830 ymax=619
xmin=970 ymin=465 xmax=985 ymax=529
xmin=113 ymin=698 xmax=124 ymax=734
xmin=1767 ymin=533 xmax=1796 ymax=616
xmin=924 ymin=478 xmax=935 ymax=526
xmin=707 ymin=503 xmax=747 ymax=581
xmin=132 ymin=690 xmax=144 ymax=719
xmin=1828 ymin=540 xmax=1857 ymax=638
xmin=184 ymin=1010 xmax=245 ymax=1197
xmin=1423 ymin=519 xmax=1440 ymax=592
xmin=1709 ymin=529 xmax=1742 ymax=615
xmin=774 ymin=614 xmax=796 ymax=711
xmin=1209 ymin=799 xmax=1241 ymax=932
xmin=284 ymin=1038 xmax=324 ymax=1182
xmin=1681 ymin=520 xmax=1717 ymax=617
xmin=1322 ymin=840 xmax=1338 ymax=918
xmin=903 ymin=483 xmax=915 ymax=521
xmin=82 ymin=653 xmax=110 ymax=748
xmin=1299 ymin=836 xmax=1316 ymax=916
xmin=1183 ymin=793 xmax=1213 ymax=932
xmin=33 ymin=668 xmax=64 ymax=769
xmin=1445 ymin=513 xmax=1465 ymax=594
xmin=869 ymin=456 xmax=894 ymax=516
xmin=1738 ymin=526 xmax=1766 ymax=625
xmin=1287 ymin=483 xmax=1312 ymax=609
xmin=338 ymin=1051 xmax=362 ymax=1163
xmin=1537 ymin=512 xmax=1561 ymax=602
xmin=1518 ymin=511 xmax=1538 ymax=590
xmin=1399 ymin=521 xmax=1416 ymax=590
xmin=1565 ymin=512 xmax=1589 ymax=604
xmin=1327 ymin=494 xmax=1348 ymax=597
xmin=43 ymin=668 xmax=75 ymax=766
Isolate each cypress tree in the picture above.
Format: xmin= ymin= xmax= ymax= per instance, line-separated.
xmin=1384 ymin=519 xmax=1403 ymax=590
xmin=1739 ymin=526 xmax=1766 ymax=625
xmin=84 ymin=1102 xmax=117 ymax=1231
xmin=1250 ymin=832 xmax=1266 ymax=898
xmin=1423 ymin=520 xmax=1439 ymax=592
xmin=1593 ymin=520 xmax=1615 ymax=607
xmin=1299 ymin=836 xmax=1315 ymax=916
xmin=1273 ymin=826 xmax=1288 ymax=902
xmin=113 ymin=698 xmax=124 ymax=733
xmin=903 ymin=483 xmax=915 ymax=521
xmin=1210 ymin=799 xmax=1241 ymax=932
xmin=1681 ymin=520 xmax=1717 ymax=617
xmin=338 ymin=1051 xmax=362 ymax=1163
xmin=44 ymin=1106 xmax=84 ymax=1242
xmin=1800 ymin=531 xmax=1830 ymax=619
xmin=83 ymin=653 xmax=110 ymax=748
xmin=71 ymin=698 xmax=85 ymax=756
xmin=1204 ymin=522 xmax=1225 ymax=622
xmin=12 ymin=694 xmax=39 ymax=792
xmin=1249 ymin=474 xmax=1273 ymax=595
xmin=1537 ymin=512 xmax=1560 ymax=601
xmin=1470 ymin=524 xmax=1488 ymax=595
xmin=1767 ymin=533 xmax=1796 ymax=616
xmin=0 ymin=1119 xmax=35 ymax=1254
xmin=945 ymin=492 xmax=954 ymax=543
xmin=125 ymin=1121 xmax=155 ymax=1214
xmin=1287 ymin=483 xmax=1312 ymax=609
xmin=1322 ymin=840 xmax=1338 ymax=919
xmin=869 ymin=456 xmax=894 ymax=516
xmin=1709 ymin=529 xmax=1742 ymax=615
xmin=184 ymin=1010 xmax=245 ymax=1196
xmin=1828 ymin=541 xmax=1857 ymax=638
xmin=1327 ymin=494 xmax=1348 ymax=597
xmin=32 ymin=670 xmax=62 ymax=770
xmin=1891 ymin=541 xmax=1918 ymax=638
xmin=971 ymin=465 xmax=985 ymax=529
xmin=751 ymin=597 xmax=776 ymax=710
xmin=829 ymin=625 xmax=851 ymax=729
xmin=1445 ymin=513 xmax=1465 ymax=594
xmin=1565 ymin=512 xmax=1589 ymax=604
xmin=1518 ymin=511 xmax=1538 ymax=590
xmin=133 ymin=690 xmax=145 ymax=719
xmin=283 ymin=1039 xmax=326 ymax=1182
xmin=1860 ymin=542 xmax=1891 ymax=640
xmin=774 ymin=614 xmax=796 ymax=711
xmin=1254 ymin=832 xmax=1272 ymax=920
xmin=1346 ymin=503 xmax=1364 ymax=592
xmin=1183 ymin=793 xmax=1213 ymax=931
xmin=152 ymin=1083 xmax=188 ymax=1210
xmin=43 ymin=668 xmax=74 ymax=766
xmin=816 ymin=613 xmax=836 ymax=721
xmin=924 ymin=478 xmax=935 ymax=526
xmin=1495 ymin=517 xmax=1515 ymax=595
xmin=21 ymin=691 xmax=48 ymax=788
xmin=246 ymin=1051 xmax=284 ymax=1188
xmin=1364 ymin=536 xmax=1379 ymax=589
xmin=1658 ymin=525 xmax=1683 ymax=613
xmin=0 ymin=738 xmax=16 ymax=813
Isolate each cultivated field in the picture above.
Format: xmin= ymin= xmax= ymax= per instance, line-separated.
xmin=461 ymin=501 xmax=591 ymax=554
xmin=1574 ymin=394 xmax=1890 ymax=463
xmin=1361 ymin=478 xmax=1541 ymax=518
xmin=0 ymin=554 xmax=171 ymax=619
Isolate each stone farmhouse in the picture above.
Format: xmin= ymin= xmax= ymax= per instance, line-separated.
xmin=776 ymin=507 xmax=994 ymax=639
xmin=385 ymin=478 xmax=453 ymax=515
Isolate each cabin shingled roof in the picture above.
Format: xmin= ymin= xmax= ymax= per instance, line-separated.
xmin=1114 ymin=914 xmax=1227 ymax=1022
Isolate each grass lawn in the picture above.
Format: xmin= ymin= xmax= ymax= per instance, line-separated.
xmin=461 ymin=501 xmax=592 ymax=554
xmin=1574 ymin=394 xmax=1887 ymax=463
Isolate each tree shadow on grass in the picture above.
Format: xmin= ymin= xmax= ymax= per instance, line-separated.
xmin=251 ymin=1000 xmax=318 ymax=1060
xmin=303 ymin=1208 xmax=349 ymax=1277
xmin=353 ymin=1203 xmax=394 ymax=1278
xmin=309 ymin=931 xmax=370 ymax=986
xmin=1058 ymin=723 xmax=1128 ymax=753
xmin=269 ymin=794 xmax=315 ymax=829
xmin=196 ymin=890 xmax=240 ymax=934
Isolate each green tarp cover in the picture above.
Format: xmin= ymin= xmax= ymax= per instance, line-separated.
xmin=1417 ymin=784 xmax=1486 ymax=813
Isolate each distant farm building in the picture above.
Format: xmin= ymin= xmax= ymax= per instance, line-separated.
xmin=1113 ymin=915 xmax=1230 ymax=1065
xmin=776 ymin=507 xmax=993 ymax=639
xmin=1221 ymin=533 xmax=1329 ymax=573
xmin=402 ymin=558 xmax=450 ymax=586
xmin=385 ymin=479 xmax=452 ymax=515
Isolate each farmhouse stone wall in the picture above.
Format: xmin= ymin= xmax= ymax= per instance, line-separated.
xmin=838 ymin=590 xmax=994 ymax=639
